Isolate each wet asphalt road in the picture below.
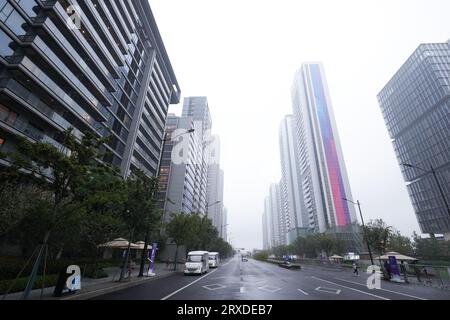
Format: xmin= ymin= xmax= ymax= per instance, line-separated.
xmin=93 ymin=255 xmax=450 ymax=300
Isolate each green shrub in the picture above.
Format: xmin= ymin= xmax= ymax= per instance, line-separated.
xmin=0 ymin=274 xmax=59 ymax=295
xmin=0 ymin=256 xmax=119 ymax=281
xmin=253 ymin=252 xmax=269 ymax=261
xmin=81 ymin=265 xmax=108 ymax=279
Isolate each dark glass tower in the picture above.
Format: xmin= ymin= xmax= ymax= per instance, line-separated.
xmin=0 ymin=0 xmax=180 ymax=178
xmin=378 ymin=41 xmax=450 ymax=237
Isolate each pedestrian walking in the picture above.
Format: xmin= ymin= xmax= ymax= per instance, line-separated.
xmin=400 ymin=261 xmax=409 ymax=283
xmin=352 ymin=262 xmax=359 ymax=276
xmin=413 ymin=265 xmax=422 ymax=282
xmin=424 ymin=267 xmax=432 ymax=286
xmin=384 ymin=260 xmax=391 ymax=280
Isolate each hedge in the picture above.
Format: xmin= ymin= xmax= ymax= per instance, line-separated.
xmin=0 ymin=274 xmax=59 ymax=295
xmin=0 ymin=256 xmax=115 ymax=281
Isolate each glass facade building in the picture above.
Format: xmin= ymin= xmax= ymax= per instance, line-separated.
xmin=0 ymin=0 xmax=180 ymax=178
xmin=291 ymin=63 xmax=357 ymax=234
xmin=378 ymin=42 xmax=450 ymax=235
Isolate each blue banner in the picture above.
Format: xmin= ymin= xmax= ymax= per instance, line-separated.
xmin=148 ymin=242 xmax=158 ymax=275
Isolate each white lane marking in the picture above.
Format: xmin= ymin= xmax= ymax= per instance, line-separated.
xmin=222 ymin=260 xmax=233 ymax=267
xmin=315 ymin=287 xmax=341 ymax=295
xmin=258 ymin=285 xmax=281 ymax=293
xmin=336 ymin=278 xmax=428 ymax=300
xmin=240 ymin=287 xmax=245 ymax=293
xmin=161 ymin=269 xmax=219 ymax=300
xmin=203 ymin=284 xmax=227 ymax=291
xmin=312 ymin=276 xmax=390 ymax=300
xmin=297 ymin=288 xmax=309 ymax=296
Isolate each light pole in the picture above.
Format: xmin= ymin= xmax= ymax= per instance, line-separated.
xmin=160 ymin=197 xmax=177 ymax=236
xmin=342 ymin=198 xmax=375 ymax=266
xmin=205 ymin=201 xmax=221 ymax=218
xmin=163 ymin=129 xmax=195 ymax=143
xmin=401 ymin=163 xmax=450 ymax=219
xmin=138 ymin=179 xmax=159 ymax=278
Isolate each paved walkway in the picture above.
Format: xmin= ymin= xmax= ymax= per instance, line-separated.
xmin=2 ymin=262 xmax=184 ymax=300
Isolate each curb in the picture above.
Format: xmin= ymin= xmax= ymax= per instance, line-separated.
xmin=61 ymin=271 xmax=177 ymax=300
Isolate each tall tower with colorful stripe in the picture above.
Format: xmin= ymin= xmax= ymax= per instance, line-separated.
xmin=291 ymin=63 xmax=357 ymax=234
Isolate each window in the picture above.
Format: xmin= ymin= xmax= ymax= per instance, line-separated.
xmin=0 ymin=28 xmax=14 ymax=57
xmin=159 ymin=167 xmax=170 ymax=174
xmin=187 ymin=255 xmax=203 ymax=262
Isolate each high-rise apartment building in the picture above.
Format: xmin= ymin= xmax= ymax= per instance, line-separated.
xmin=207 ymin=136 xmax=225 ymax=237
xmin=158 ymin=114 xmax=200 ymax=217
xmin=159 ymin=97 xmax=212 ymax=218
xmin=291 ymin=63 xmax=357 ymax=234
xmin=378 ymin=41 xmax=450 ymax=238
xmin=0 ymin=0 xmax=180 ymax=178
xmin=262 ymin=196 xmax=272 ymax=249
xmin=261 ymin=183 xmax=285 ymax=249
xmin=222 ymin=206 xmax=228 ymax=241
xmin=279 ymin=115 xmax=309 ymax=243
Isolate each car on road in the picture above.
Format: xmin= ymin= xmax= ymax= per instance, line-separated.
xmin=278 ymin=261 xmax=301 ymax=270
xmin=184 ymin=251 xmax=210 ymax=275
xmin=208 ymin=252 xmax=220 ymax=268
xmin=241 ymin=255 xmax=248 ymax=262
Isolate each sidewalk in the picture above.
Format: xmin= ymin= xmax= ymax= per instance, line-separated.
xmin=2 ymin=262 xmax=185 ymax=300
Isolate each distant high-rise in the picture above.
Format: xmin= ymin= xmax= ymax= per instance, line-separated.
xmin=262 ymin=204 xmax=271 ymax=250
xmin=159 ymin=97 xmax=219 ymax=222
xmin=279 ymin=115 xmax=309 ymax=243
xmin=222 ymin=207 xmax=228 ymax=241
xmin=291 ymin=63 xmax=357 ymax=234
xmin=158 ymin=114 xmax=203 ymax=217
xmin=182 ymin=97 xmax=212 ymax=214
xmin=261 ymin=183 xmax=285 ymax=249
xmin=0 ymin=1 xmax=180 ymax=179
xmin=378 ymin=42 xmax=450 ymax=238
xmin=207 ymin=135 xmax=225 ymax=235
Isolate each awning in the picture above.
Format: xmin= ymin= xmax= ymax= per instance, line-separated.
xmin=98 ymin=238 xmax=140 ymax=249
xmin=375 ymin=252 xmax=418 ymax=261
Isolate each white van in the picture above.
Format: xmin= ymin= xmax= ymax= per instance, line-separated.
xmin=208 ymin=252 xmax=220 ymax=268
xmin=184 ymin=251 xmax=210 ymax=275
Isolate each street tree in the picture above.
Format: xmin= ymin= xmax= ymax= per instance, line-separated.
xmin=364 ymin=219 xmax=392 ymax=263
xmin=165 ymin=213 xmax=195 ymax=270
xmin=119 ymin=169 xmax=161 ymax=280
xmin=73 ymin=165 xmax=127 ymax=272
xmin=0 ymin=129 xmax=109 ymax=297
xmin=388 ymin=230 xmax=414 ymax=256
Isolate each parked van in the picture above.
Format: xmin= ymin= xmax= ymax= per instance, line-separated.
xmin=184 ymin=251 xmax=210 ymax=275
xmin=208 ymin=252 xmax=220 ymax=268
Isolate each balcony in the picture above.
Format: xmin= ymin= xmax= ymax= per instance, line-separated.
xmin=0 ymin=110 xmax=70 ymax=156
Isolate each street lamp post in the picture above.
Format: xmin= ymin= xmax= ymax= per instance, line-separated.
xmin=343 ymin=198 xmax=375 ymax=266
xmin=138 ymin=183 xmax=158 ymax=278
xmin=402 ymin=163 xmax=450 ymax=219
xmin=163 ymin=129 xmax=195 ymax=143
xmin=205 ymin=201 xmax=221 ymax=218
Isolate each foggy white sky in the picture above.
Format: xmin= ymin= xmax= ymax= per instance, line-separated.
xmin=150 ymin=0 xmax=450 ymax=250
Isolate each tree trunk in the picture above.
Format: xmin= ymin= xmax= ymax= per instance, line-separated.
xmin=138 ymin=233 xmax=149 ymax=277
xmin=119 ymin=228 xmax=134 ymax=281
xmin=173 ymin=245 xmax=178 ymax=271
xmin=21 ymin=230 xmax=51 ymax=300
xmin=56 ymin=245 xmax=64 ymax=260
